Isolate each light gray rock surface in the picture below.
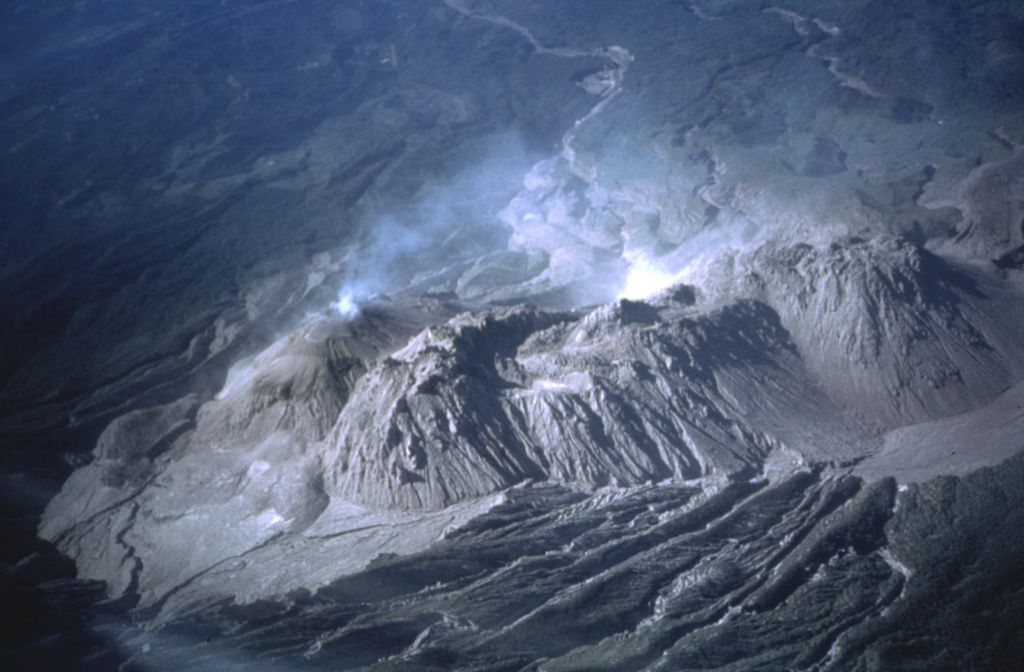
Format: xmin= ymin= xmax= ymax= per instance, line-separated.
xmin=688 ymin=237 xmax=1024 ymax=425
xmin=9 ymin=1 xmax=1024 ymax=667
xmin=39 ymin=234 xmax=1024 ymax=617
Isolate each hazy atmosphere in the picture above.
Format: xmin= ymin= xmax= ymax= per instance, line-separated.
xmin=2 ymin=1 xmax=1024 ymax=670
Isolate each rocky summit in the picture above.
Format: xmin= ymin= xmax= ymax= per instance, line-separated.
xmin=4 ymin=1 xmax=1024 ymax=670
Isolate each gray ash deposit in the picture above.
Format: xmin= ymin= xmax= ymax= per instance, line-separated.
xmin=4 ymin=1 xmax=1024 ymax=670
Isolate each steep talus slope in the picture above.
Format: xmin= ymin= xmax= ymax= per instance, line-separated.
xmin=691 ymin=237 xmax=1024 ymax=426
xmin=191 ymin=301 xmax=448 ymax=452
xmin=323 ymin=307 xmax=572 ymax=510
xmin=323 ymin=296 xmax=840 ymax=510
xmin=12 ymin=0 xmax=1024 ymax=667
xmin=38 ymin=301 xmax=462 ymax=606
xmin=38 ymin=236 xmax=1024 ymax=617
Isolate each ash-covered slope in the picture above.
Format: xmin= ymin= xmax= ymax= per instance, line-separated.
xmin=39 ymin=236 xmax=1024 ymax=616
xmin=921 ymin=144 xmax=1024 ymax=260
xmin=323 ymin=296 xmax=836 ymax=510
xmin=13 ymin=0 xmax=1024 ymax=667
xmin=38 ymin=301 xmax=465 ymax=607
xmin=326 ymin=236 xmax=1024 ymax=511
xmin=691 ymin=237 xmax=1024 ymax=425
xmin=131 ymin=455 xmax=1024 ymax=672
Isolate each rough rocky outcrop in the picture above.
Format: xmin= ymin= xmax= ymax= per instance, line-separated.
xmin=39 ymin=232 xmax=1024 ymax=615
xmin=38 ymin=301 xmax=461 ymax=607
xmin=9 ymin=1 xmax=1024 ymax=667
xmin=322 ymin=297 xmax=806 ymax=510
xmin=688 ymin=237 xmax=1024 ymax=425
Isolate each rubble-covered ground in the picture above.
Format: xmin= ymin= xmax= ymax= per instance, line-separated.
xmin=3 ymin=1 xmax=1024 ymax=670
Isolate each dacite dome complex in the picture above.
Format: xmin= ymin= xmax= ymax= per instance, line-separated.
xmin=4 ymin=1 xmax=1024 ymax=670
